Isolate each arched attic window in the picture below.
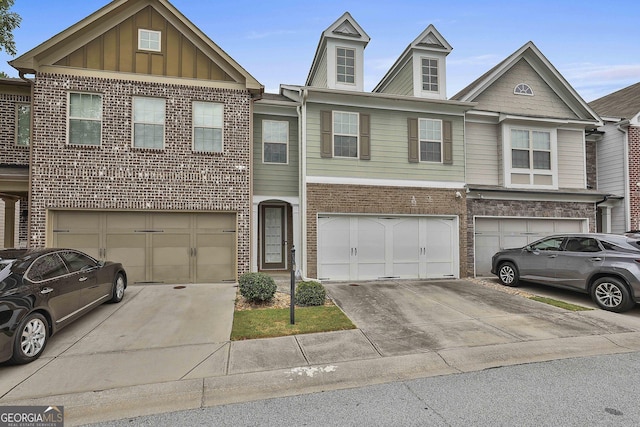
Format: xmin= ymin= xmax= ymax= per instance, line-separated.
xmin=514 ymin=83 xmax=534 ymax=96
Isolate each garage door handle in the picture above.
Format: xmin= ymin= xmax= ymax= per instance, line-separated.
xmin=41 ymin=287 xmax=54 ymax=295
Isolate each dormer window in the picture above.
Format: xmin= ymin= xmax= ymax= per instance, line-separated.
xmin=336 ymin=47 xmax=355 ymax=84
xmin=514 ymin=83 xmax=533 ymax=96
xmin=421 ymin=58 xmax=439 ymax=92
xmin=138 ymin=29 xmax=161 ymax=52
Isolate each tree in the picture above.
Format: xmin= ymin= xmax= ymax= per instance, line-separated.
xmin=0 ymin=0 xmax=21 ymax=56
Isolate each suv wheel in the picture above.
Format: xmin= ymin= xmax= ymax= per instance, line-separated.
xmin=591 ymin=277 xmax=635 ymax=313
xmin=498 ymin=262 xmax=519 ymax=287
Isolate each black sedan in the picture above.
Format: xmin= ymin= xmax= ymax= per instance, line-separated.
xmin=0 ymin=248 xmax=126 ymax=364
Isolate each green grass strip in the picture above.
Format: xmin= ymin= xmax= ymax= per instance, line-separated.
xmin=231 ymin=305 xmax=356 ymax=340
xmin=528 ymin=296 xmax=592 ymax=311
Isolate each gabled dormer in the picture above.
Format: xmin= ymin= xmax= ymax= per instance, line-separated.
xmin=306 ymin=12 xmax=370 ymax=91
xmin=374 ymin=25 xmax=452 ymax=100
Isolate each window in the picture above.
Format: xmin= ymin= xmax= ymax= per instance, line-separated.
xmin=68 ymin=93 xmax=102 ymax=146
xmin=138 ymin=29 xmax=161 ymax=51
xmin=419 ymin=119 xmax=442 ymax=162
xmin=27 ymin=254 xmax=69 ymax=282
xmin=333 ymin=111 xmax=358 ymax=157
xmin=511 ymin=129 xmax=551 ymax=170
xmin=16 ymin=104 xmax=30 ymax=146
xmin=530 ymin=237 xmax=563 ymax=252
xmin=263 ymin=120 xmax=288 ymax=163
xmin=421 ymin=58 xmax=439 ymax=92
xmin=133 ymin=97 xmax=165 ymax=149
xmin=59 ymin=251 xmax=97 ymax=273
xmin=336 ymin=47 xmax=355 ymax=84
xmin=192 ymin=101 xmax=223 ymax=152
xmin=514 ymin=83 xmax=533 ymax=96
xmin=564 ymin=237 xmax=601 ymax=253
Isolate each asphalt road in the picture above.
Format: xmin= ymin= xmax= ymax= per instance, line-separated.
xmin=88 ymin=350 xmax=640 ymax=426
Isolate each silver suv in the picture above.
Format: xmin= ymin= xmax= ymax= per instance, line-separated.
xmin=491 ymin=233 xmax=640 ymax=312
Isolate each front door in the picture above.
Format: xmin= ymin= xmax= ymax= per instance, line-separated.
xmin=261 ymin=205 xmax=286 ymax=269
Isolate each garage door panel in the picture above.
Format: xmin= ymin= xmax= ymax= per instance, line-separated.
xmin=196 ymin=213 xmax=235 ymax=230
xmin=55 ymin=211 xmax=100 ymax=229
xmin=151 ymin=212 xmax=191 ymax=229
xmin=107 ymin=233 xmax=146 ymax=284
xmin=54 ymin=233 xmax=101 ymax=261
xmin=425 ymin=218 xmax=456 ymax=278
xmin=196 ymin=233 xmax=235 ymax=282
xmin=106 ymin=212 xmax=146 ymax=230
xmin=151 ymin=233 xmax=190 ymax=283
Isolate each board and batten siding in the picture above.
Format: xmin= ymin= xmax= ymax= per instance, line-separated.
xmin=465 ymin=121 xmax=500 ymax=185
xmin=253 ymin=114 xmax=299 ymax=197
xmin=377 ymin=59 xmax=413 ymax=96
xmin=557 ymin=129 xmax=586 ymax=189
xmin=305 ymin=103 xmax=465 ymax=183
xmin=597 ymin=122 xmax=627 ymax=233
xmin=473 ymin=59 xmax=578 ymax=119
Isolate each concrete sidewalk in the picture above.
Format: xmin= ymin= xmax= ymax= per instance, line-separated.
xmin=3 ymin=280 xmax=640 ymax=426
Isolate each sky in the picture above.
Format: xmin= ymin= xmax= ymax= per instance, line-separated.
xmin=1 ymin=0 xmax=639 ymax=102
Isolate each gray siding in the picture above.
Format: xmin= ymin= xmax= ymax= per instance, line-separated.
xmin=557 ymin=129 xmax=586 ymax=189
xmin=253 ymin=114 xmax=299 ymax=197
xmin=309 ymin=51 xmax=328 ymax=88
xmin=378 ymin=59 xmax=413 ymax=96
xmin=466 ymin=122 xmax=500 ymax=185
xmin=597 ymin=122 xmax=627 ymax=233
xmin=306 ymin=103 xmax=465 ymax=182
xmin=473 ymin=59 xmax=578 ymax=119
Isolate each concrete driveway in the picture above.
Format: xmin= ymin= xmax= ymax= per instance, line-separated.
xmin=0 ymin=283 xmax=236 ymax=400
xmin=324 ymin=279 xmax=640 ymax=356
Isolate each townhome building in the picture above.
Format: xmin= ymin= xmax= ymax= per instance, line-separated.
xmin=1 ymin=0 xmax=263 ymax=284
xmin=588 ymin=82 xmax=640 ymax=234
xmin=450 ymin=42 xmax=604 ymax=276
xmin=1 ymin=2 xmax=608 ymax=284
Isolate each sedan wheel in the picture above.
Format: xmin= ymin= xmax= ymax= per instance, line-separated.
xmin=498 ymin=262 xmax=519 ymax=287
xmin=109 ymin=273 xmax=126 ymax=303
xmin=591 ymin=277 xmax=635 ymax=313
xmin=12 ymin=313 xmax=48 ymax=364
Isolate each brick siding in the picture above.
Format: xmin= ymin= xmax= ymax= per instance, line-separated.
xmin=306 ymin=183 xmax=467 ymax=278
xmin=29 ymin=73 xmax=252 ymax=274
xmin=586 ymin=140 xmax=597 ymax=190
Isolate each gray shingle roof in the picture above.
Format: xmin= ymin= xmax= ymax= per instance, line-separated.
xmin=589 ymin=82 xmax=640 ymax=120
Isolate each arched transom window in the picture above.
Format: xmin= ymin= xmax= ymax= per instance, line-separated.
xmin=514 ymin=83 xmax=534 ymax=96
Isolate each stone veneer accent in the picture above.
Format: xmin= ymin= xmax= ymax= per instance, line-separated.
xmin=306 ymin=183 xmax=467 ymax=278
xmin=29 ymin=73 xmax=252 ymax=275
xmin=629 ymin=126 xmax=640 ymax=231
xmin=585 ymin=140 xmax=597 ymax=190
xmin=466 ymin=198 xmax=596 ymax=276
xmin=0 ymin=92 xmax=31 ymax=166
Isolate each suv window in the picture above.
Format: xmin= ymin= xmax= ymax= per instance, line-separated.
xmin=27 ymin=254 xmax=69 ymax=282
xmin=564 ymin=237 xmax=601 ymax=253
xmin=530 ymin=237 xmax=564 ymax=251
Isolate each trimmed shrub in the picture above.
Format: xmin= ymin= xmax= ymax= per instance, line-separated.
xmin=295 ymin=281 xmax=326 ymax=306
xmin=239 ymin=272 xmax=277 ymax=303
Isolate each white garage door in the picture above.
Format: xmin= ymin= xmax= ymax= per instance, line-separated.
xmin=318 ymin=215 xmax=458 ymax=281
xmin=49 ymin=211 xmax=237 ymax=284
xmin=474 ymin=217 xmax=587 ymax=277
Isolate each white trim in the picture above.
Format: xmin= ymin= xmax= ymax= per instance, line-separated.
xmin=502 ymin=123 xmax=557 ymax=189
xmin=132 ymin=96 xmax=166 ymax=150
xmin=332 ymin=110 xmax=359 ymax=158
xmin=307 ymin=175 xmax=465 ymax=189
xmin=192 ymin=101 xmax=223 ymax=153
xmin=67 ymin=91 xmax=103 ymax=146
xmin=262 ymin=119 xmax=289 ymax=164
xmin=138 ymin=29 xmax=161 ymax=52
